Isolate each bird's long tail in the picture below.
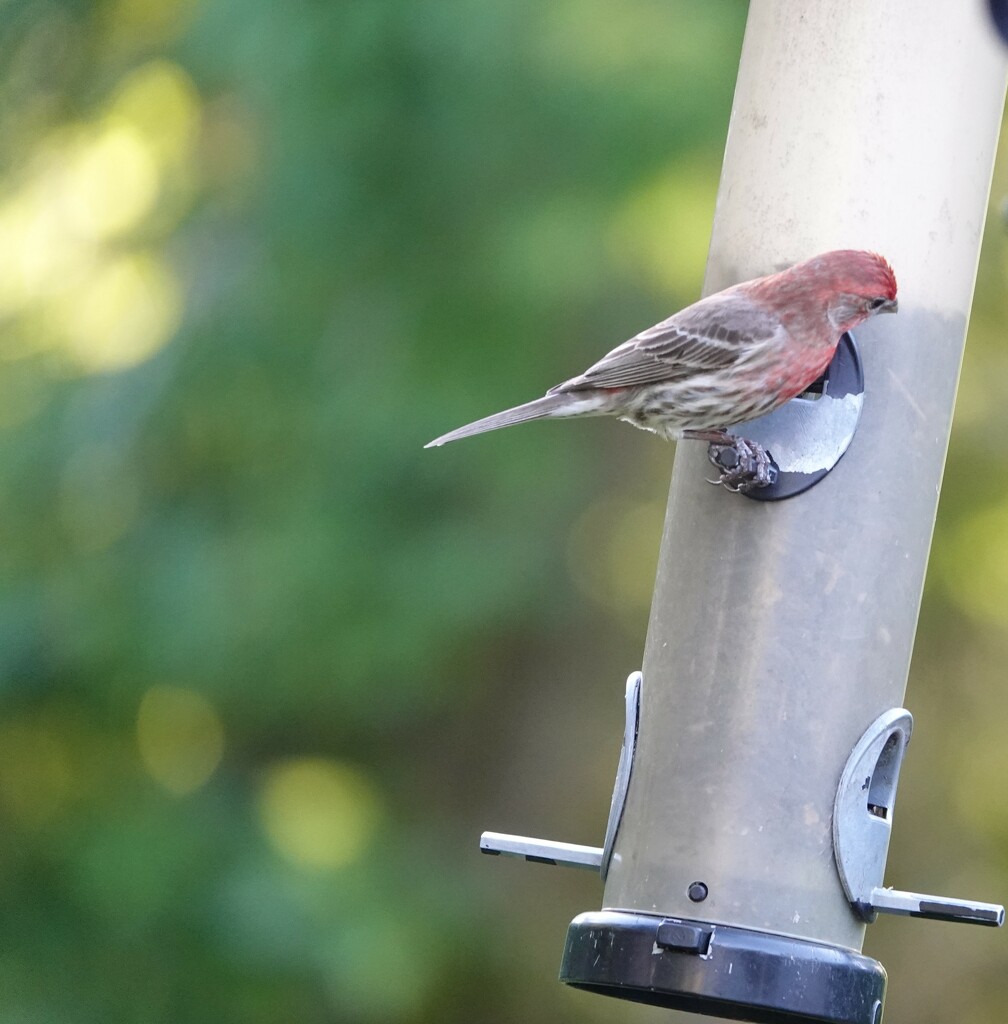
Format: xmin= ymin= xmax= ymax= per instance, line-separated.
xmin=425 ymin=393 xmax=582 ymax=448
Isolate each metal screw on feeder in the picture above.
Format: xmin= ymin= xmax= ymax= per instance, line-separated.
xmin=688 ymin=882 xmax=709 ymax=904
xmin=477 ymin=3 xmax=1008 ymax=1023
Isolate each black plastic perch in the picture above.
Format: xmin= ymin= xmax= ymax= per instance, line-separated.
xmin=709 ymin=332 xmax=863 ymax=500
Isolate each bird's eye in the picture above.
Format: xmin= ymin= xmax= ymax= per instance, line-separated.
xmin=868 ymin=297 xmax=887 ymax=310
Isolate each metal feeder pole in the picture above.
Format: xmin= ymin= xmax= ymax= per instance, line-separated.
xmin=557 ymin=2 xmax=1007 ymax=1020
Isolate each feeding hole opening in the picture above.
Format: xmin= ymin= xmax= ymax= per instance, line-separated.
xmin=866 ymin=733 xmax=903 ymax=821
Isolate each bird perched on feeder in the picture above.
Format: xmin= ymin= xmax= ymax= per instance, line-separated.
xmin=425 ymin=249 xmax=898 ymax=491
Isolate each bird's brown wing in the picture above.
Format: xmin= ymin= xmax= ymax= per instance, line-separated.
xmin=548 ymin=290 xmax=784 ymax=393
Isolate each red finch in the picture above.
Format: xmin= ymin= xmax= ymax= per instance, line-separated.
xmin=426 ymin=250 xmax=898 ymax=487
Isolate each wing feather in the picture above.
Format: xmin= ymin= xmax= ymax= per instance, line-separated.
xmin=549 ymin=290 xmax=784 ymax=393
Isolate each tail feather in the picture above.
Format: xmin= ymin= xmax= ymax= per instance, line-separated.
xmin=425 ymin=394 xmax=573 ymax=448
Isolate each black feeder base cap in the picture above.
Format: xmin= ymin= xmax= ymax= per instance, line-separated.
xmin=559 ymin=911 xmax=886 ymax=1024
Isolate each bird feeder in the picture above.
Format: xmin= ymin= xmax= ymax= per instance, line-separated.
xmin=479 ymin=2 xmax=1008 ymax=1022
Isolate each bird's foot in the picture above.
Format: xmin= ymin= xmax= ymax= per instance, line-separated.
xmin=706 ymin=436 xmax=778 ymax=494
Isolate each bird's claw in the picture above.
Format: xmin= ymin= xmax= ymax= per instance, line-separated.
xmin=706 ymin=437 xmax=778 ymax=494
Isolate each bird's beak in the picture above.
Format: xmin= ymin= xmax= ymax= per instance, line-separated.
xmin=880 ymin=298 xmax=898 ymax=314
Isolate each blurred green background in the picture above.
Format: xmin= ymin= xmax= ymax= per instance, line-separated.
xmin=0 ymin=1 xmax=1006 ymax=1021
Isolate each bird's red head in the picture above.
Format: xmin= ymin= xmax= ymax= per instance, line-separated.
xmin=828 ymin=250 xmax=898 ymax=302
xmin=781 ymin=249 xmax=899 ymax=334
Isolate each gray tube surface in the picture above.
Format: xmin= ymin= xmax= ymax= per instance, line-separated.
xmin=602 ymin=1 xmax=1007 ymax=952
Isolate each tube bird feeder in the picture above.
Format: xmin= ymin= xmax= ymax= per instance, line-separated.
xmin=481 ymin=2 xmax=1008 ymax=1021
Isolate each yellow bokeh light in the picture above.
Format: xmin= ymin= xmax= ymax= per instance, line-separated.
xmin=0 ymin=58 xmax=199 ymax=374
xmin=608 ymin=160 xmax=720 ymax=300
xmin=0 ymin=176 xmax=95 ymax=315
xmin=258 ymin=758 xmax=383 ymax=871
xmin=137 ymin=686 xmax=225 ymax=796
xmin=107 ymin=60 xmax=201 ymax=164
xmin=54 ymin=252 xmax=182 ymax=372
xmin=64 ymin=124 xmax=160 ymax=239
